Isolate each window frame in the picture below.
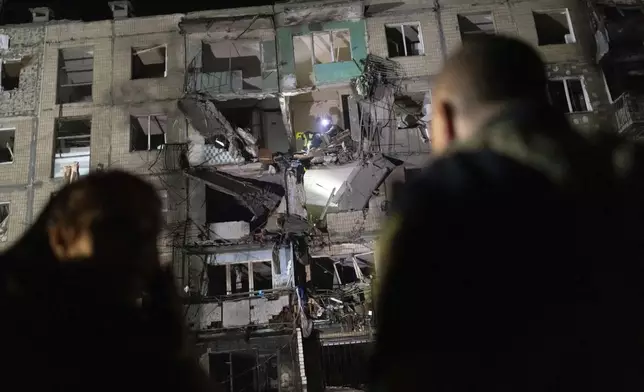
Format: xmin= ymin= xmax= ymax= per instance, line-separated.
xmin=56 ymin=46 xmax=95 ymax=104
xmin=52 ymin=118 xmax=92 ymax=179
xmin=0 ymin=202 xmax=10 ymax=243
xmin=130 ymin=113 xmax=168 ymax=152
xmin=131 ymin=44 xmax=168 ymax=80
xmin=385 ymin=22 xmax=425 ymax=58
xmin=457 ymin=12 xmax=496 ymax=41
xmin=548 ymin=76 xmax=592 ymax=113
xmin=295 ymin=29 xmax=353 ymax=66
xmin=533 ymin=9 xmax=576 ymax=45
xmin=0 ymin=127 xmax=16 ymax=165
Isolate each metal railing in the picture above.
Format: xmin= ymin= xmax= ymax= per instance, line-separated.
xmin=613 ymin=92 xmax=644 ymax=135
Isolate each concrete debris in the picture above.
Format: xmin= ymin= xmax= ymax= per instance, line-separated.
xmin=185 ymin=168 xmax=284 ymax=218
xmin=236 ymin=127 xmax=259 ymax=158
xmin=179 ymin=98 xmax=260 ymax=164
xmin=333 ymin=154 xmax=398 ymax=211
xmin=209 ymin=221 xmax=250 ymax=240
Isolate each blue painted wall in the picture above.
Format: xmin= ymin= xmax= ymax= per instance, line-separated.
xmin=277 ymin=19 xmax=367 ymax=88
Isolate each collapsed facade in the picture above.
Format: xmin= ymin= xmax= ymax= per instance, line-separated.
xmin=178 ymin=3 xmax=401 ymax=390
xmin=584 ymin=0 xmax=644 ymax=137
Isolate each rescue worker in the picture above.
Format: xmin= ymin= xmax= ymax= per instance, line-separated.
xmin=0 ymin=170 xmax=213 ymax=392
xmin=372 ymin=35 xmax=644 ymax=391
xmin=299 ymin=130 xmax=323 ymax=151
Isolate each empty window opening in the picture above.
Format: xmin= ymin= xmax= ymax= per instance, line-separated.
xmin=292 ymin=35 xmax=314 ymax=87
xmin=1 ymin=61 xmax=21 ymax=91
xmin=458 ymin=13 xmax=495 ymax=43
xmin=57 ymin=47 xmax=93 ymax=104
xmin=252 ymin=261 xmax=273 ymax=291
xmin=547 ymin=78 xmax=590 ymax=113
xmin=207 ymin=265 xmax=228 ymax=296
xmin=321 ymin=342 xmax=373 ymax=389
xmin=0 ymin=128 xmax=15 ymax=163
xmin=132 ymin=45 xmax=167 ymax=80
xmin=130 ymin=114 xmax=167 ymax=151
xmin=385 ymin=23 xmax=424 ymax=57
xmin=202 ymin=40 xmax=262 ymax=91
xmin=53 ymin=118 xmax=91 ymax=178
xmin=206 ymin=187 xmax=254 ymax=224
xmin=533 ymin=10 xmax=575 ymax=45
xmin=0 ymin=203 xmax=9 ymax=242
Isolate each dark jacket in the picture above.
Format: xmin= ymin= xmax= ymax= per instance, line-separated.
xmin=0 ymin=208 xmax=213 ymax=392
xmin=372 ymin=102 xmax=644 ymax=391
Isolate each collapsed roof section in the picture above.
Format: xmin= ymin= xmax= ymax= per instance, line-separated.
xmin=179 ymin=97 xmax=260 ymax=166
xmin=332 ymin=153 xmax=398 ymax=211
xmin=184 ymin=168 xmax=284 ymax=218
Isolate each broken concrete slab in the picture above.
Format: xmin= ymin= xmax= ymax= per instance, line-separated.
xmin=332 ymin=154 xmax=398 ymax=211
xmin=185 ymin=168 xmax=284 ymax=217
xmin=209 ymin=221 xmax=251 ymax=240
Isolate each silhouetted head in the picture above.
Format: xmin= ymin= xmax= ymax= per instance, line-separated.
xmin=432 ymin=35 xmax=548 ymax=154
xmin=45 ymin=170 xmax=163 ymax=300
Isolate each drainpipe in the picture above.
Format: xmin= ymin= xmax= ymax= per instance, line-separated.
xmin=433 ymin=0 xmax=448 ymax=62
xmin=25 ymin=26 xmax=47 ymax=224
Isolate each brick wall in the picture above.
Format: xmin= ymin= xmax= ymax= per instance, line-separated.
xmin=0 ymin=26 xmax=45 ymax=117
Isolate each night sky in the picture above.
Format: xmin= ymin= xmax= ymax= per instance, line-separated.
xmin=1 ymin=0 xmax=276 ymax=24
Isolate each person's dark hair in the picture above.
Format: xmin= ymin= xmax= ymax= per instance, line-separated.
xmin=436 ymin=35 xmax=548 ymax=113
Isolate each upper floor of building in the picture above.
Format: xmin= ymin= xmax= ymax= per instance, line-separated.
xmin=0 ymin=0 xmax=600 ymax=109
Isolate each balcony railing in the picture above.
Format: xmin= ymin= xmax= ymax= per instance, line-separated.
xmin=614 ymin=92 xmax=644 ymax=135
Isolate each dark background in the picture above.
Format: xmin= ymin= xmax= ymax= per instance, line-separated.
xmin=1 ymin=0 xmax=277 ymax=24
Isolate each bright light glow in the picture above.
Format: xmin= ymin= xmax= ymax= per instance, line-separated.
xmin=330 ymin=297 xmax=343 ymax=304
xmin=320 ymin=118 xmax=330 ymax=127
xmin=215 ymin=139 xmax=225 ymax=147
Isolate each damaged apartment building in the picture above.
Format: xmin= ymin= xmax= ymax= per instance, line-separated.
xmin=177 ymin=2 xmax=428 ymax=391
xmin=0 ymin=0 xmax=615 ymax=390
xmin=0 ymin=15 xmax=45 ymax=249
xmin=585 ymin=0 xmax=644 ymax=137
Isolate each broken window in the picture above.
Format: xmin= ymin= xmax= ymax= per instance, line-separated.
xmin=252 ymin=261 xmax=273 ymax=291
xmin=547 ymin=78 xmax=590 ymax=113
xmin=132 ymin=45 xmax=167 ymax=80
xmin=533 ymin=10 xmax=575 ymax=45
xmin=1 ymin=61 xmax=21 ymax=91
xmin=207 ymin=261 xmax=273 ymax=297
xmin=292 ymin=30 xmax=352 ymax=85
xmin=0 ymin=203 xmax=8 ymax=242
xmin=312 ymin=30 xmax=352 ymax=64
xmin=57 ymin=47 xmax=93 ymax=104
xmin=458 ymin=13 xmax=495 ymax=43
xmin=53 ymin=117 xmax=91 ymax=178
xmin=130 ymin=114 xmax=167 ymax=151
xmin=0 ymin=128 xmax=15 ymax=164
xmin=385 ymin=23 xmax=424 ymax=57
xmin=202 ymin=40 xmax=262 ymax=91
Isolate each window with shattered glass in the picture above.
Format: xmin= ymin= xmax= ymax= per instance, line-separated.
xmin=385 ymin=23 xmax=424 ymax=57
xmin=0 ymin=203 xmax=9 ymax=242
